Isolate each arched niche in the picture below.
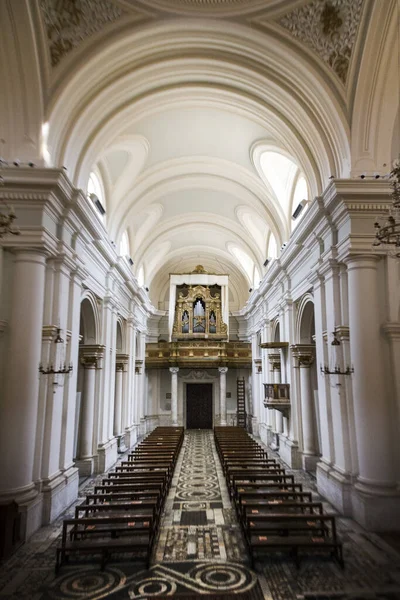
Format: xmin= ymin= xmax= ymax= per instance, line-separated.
xmin=297 ymin=295 xmax=315 ymax=344
xmin=74 ymin=292 xmax=100 ymax=464
xmin=116 ymin=319 xmax=124 ymax=353
xmin=295 ymin=294 xmax=321 ymax=467
xmin=79 ymin=293 xmax=100 ymax=345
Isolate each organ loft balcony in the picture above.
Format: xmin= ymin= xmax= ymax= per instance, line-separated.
xmin=145 ymin=340 xmax=252 ymax=369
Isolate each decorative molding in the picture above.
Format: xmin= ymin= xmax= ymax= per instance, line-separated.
xmin=40 ymin=0 xmax=126 ymax=67
xmin=291 ymin=343 xmax=315 ymax=366
xmin=130 ymin=0 xmax=288 ymax=16
xmin=382 ymin=323 xmax=400 ymax=340
xmin=279 ymin=0 xmax=364 ymax=83
xmin=184 ymin=369 xmax=215 ymax=380
xmin=79 ymin=344 xmax=105 ymax=368
xmin=116 ymin=353 xmax=129 ymax=371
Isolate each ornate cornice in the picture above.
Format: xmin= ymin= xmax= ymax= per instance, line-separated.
xmin=268 ymin=352 xmax=281 ymax=370
xmin=79 ymin=344 xmax=105 ymax=368
xmin=116 ymin=353 xmax=129 ymax=371
xmin=291 ymin=343 xmax=315 ymax=366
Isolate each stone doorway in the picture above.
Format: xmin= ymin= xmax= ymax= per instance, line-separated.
xmin=186 ymin=383 xmax=213 ymax=429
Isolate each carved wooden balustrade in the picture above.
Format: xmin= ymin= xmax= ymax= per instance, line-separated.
xmin=145 ymin=340 xmax=252 ymax=369
xmin=263 ymin=383 xmax=291 ymax=417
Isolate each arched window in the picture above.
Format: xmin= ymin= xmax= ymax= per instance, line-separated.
xmin=268 ymin=234 xmax=278 ymax=259
xmin=119 ymin=230 xmax=130 ymax=257
xmin=291 ymin=175 xmax=309 ymax=231
xmin=87 ymin=171 xmax=106 ymax=223
xmin=137 ymin=265 xmax=145 ymax=287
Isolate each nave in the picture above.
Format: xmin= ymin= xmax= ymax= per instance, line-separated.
xmin=0 ymin=431 xmax=399 ymax=600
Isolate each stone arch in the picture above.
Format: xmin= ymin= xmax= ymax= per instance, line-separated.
xmin=79 ymin=291 xmax=100 ymax=345
xmin=116 ymin=318 xmax=124 ymax=353
xmin=296 ymin=293 xmax=315 ymax=344
xmin=47 ymin=21 xmax=350 ymax=189
xmin=295 ymin=293 xmax=320 ymax=469
xmin=271 ymin=319 xmax=281 ymax=343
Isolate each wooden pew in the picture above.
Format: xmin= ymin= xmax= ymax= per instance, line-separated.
xmin=56 ymin=426 xmax=184 ymax=574
xmin=56 ymin=516 xmax=153 ymax=572
xmin=245 ymin=513 xmax=343 ymax=568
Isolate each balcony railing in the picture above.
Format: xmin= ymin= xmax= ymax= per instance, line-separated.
xmin=145 ymin=340 xmax=252 ymax=369
xmin=263 ymin=383 xmax=291 ymax=417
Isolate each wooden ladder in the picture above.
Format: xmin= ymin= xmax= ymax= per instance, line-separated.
xmin=236 ymin=377 xmax=246 ymax=428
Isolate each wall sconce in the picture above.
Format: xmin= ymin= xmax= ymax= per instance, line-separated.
xmin=320 ymin=331 xmax=354 ymax=375
xmin=39 ymin=328 xmax=73 ymax=376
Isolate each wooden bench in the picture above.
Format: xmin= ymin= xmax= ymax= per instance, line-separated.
xmin=245 ymin=514 xmax=343 ymax=568
xmin=55 ymin=426 xmax=185 ymax=574
xmin=56 ymin=516 xmax=153 ymax=573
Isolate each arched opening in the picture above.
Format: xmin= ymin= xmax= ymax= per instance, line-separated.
xmin=297 ymin=298 xmax=321 ymax=471
xmin=74 ymin=296 xmax=101 ymax=476
xmin=114 ymin=320 xmax=126 ymax=452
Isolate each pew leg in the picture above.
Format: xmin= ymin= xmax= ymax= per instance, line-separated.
xmin=55 ymin=551 xmax=60 ymax=575
xmin=293 ymin=547 xmax=300 ymax=569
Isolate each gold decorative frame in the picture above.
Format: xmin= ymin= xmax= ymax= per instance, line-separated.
xmin=172 ymin=284 xmax=228 ymax=340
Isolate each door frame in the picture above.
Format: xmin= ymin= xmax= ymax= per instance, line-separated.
xmin=184 ymin=382 xmax=215 ymax=429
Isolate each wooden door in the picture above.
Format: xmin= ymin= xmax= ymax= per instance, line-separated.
xmin=186 ymin=383 xmax=213 ymax=429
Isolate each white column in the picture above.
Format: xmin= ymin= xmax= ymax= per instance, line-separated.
xmin=79 ymin=360 xmax=96 ymax=458
xmin=139 ymin=332 xmax=147 ymax=426
xmin=273 ymin=363 xmax=284 ymax=435
xmin=218 ymin=366 xmax=228 ymax=425
xmin=59 ymin=266 xmax=85 ymax=474
xmin=0 ymin=251 xmax=46 ymax=501
xmin=310 ymin=272 xmax=334 ymax=466
xmin=114 ymin=364 xmax=124 ymax=437
xmin=267 ymin=354 xmax=278 ymax=435
xmin=346 ymin=256 xmax=396 ymax=487
xmin=125 ymin=319 xmax=137 ymax=438
xmin=298 ymin=352 xmax=317 ymax=467
xmin=170 ymin=367 xmax=179 ymax=426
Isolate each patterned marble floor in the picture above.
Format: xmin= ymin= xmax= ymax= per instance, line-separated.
xmin=0 ymin=431 xmax=399 ymax=599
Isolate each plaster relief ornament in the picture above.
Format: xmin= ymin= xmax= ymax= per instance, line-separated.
xmin=40 ymin=0 xmax=126 ymax=67
xmin=279 ymin=0 xmax=364 ymax=83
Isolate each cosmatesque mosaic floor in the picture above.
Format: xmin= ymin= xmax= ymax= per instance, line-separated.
xmin=0 ymin=431 xmax=399 ymax=599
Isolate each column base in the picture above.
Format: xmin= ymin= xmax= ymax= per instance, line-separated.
xmin=258 ymin=422 xmax=269 ymax=446
xmin=251 ymin=416 xmax=259 ymax=437
xmin=301 ymin=452 xmax=319 ymax=472
xmin=0 ymin=483 xmax=43 ymax=541
xmin=351 ymin=481 xmax=400 ymax=531
xmin=117 ymin=434 xmax=127 ymax=454
xmin=278 ymin=436 xmax=301 ymax=469
xmin=139 ymin=418 xmax=147 ymax=437
xmin=124 ymin=424 xmax=138 ymax=449
xmin=265 ymin=425 xmax=275 ymax=447
xmin=98 ymin=438 xmax=118 ymax=473
xmin=144 ymin=415 xmax=159 ymax=433
xmin=75 ymin=457 xmax=96 ymax=477
xmin=42 ymin=467 xmax=79 ymax=523
xmin=270 ymin=432 xmax=280 ymax=451
xmin=316 ymin=461 xmax=353 ymax=515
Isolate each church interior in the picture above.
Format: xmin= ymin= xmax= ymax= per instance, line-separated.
xmin=0 ymin=0 xmax=399 ymax=598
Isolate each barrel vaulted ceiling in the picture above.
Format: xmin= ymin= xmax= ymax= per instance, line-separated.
xmin=29 ymin=0 xmax=397 ymax=309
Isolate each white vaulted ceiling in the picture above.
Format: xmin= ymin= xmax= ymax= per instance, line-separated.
xmin=36 ymin=0 xmax=378 ymax=309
